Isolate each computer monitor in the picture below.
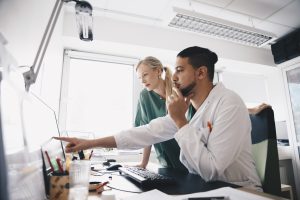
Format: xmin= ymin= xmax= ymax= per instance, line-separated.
xmin=22 ymin=92 xmax=64 ymax=152
xmin=22 ymin=92 xmax=66 ymax=175
xmin=41 ymin=136 xmax=66 ymax=196
xmin=41 ymin=138 xmax=65 ymax=175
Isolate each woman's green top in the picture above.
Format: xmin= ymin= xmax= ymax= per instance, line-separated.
xmin=135 ymin=89 xmax=188 ymax=172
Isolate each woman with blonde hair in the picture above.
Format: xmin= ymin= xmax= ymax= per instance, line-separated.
xmin=134 ymin=56 xmax=187 ymax=171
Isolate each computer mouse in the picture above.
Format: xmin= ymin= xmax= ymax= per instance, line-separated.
xmin=102 ymin=161 xmax=110 ymax=166
xmin=106 ymin=164 xmax=122 ymax=171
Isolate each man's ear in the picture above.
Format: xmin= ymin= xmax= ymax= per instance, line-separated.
xmin=196 ymin=66 xmax=207 ymax=80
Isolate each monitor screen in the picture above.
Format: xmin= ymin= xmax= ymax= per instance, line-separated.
xmin=22 ymin=92 xmax=63 ymax=152
xmin=41 ymin=138 xmax=65 ymax=174
xmin=22 ymin=92 xmax=65 ymax=173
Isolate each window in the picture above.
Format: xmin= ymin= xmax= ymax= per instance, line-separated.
xmin=219 ymin=71 xmax=269 ymax=107
xmin=285 ymin=65 xmax=300 ymax=143
xmin=282 ymin=60 xmax=300 ymax=198
xmin=59 ymin=50 xmax=140 ymax=138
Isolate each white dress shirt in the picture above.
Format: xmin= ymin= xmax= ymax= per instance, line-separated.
xmin=115 ymin=83 xmax=261 ymax=189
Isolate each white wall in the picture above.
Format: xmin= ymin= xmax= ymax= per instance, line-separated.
xmin=63 ymin=12 xmax=275 ymax=66
xmin=0 ymin=0 xmax=65 ymax=113
xmin=62 ymin=11 xmax=286 ymax=122
xmin=30 ymin=10 xmax=65 ymax=114
xmin=0 ymin=0 xmax=54 ymax=66
xmin=0 ymin=0 xmax=287 ymax=122
xmin=217 ymin=59 xmax=287 ymax=121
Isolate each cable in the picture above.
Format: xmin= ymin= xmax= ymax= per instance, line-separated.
xmin=91 ymin=169 xmax=123 ymax=176
xmin=106 ymin=185 xmax=142 ymax=194
xmin=109 ymin=171 xmax=123 ymax=176
xmin=91 ymin=170 xmax=109 ymax=176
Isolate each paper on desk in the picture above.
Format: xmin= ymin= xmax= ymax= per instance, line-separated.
xmin=119 ymin=187 xmax=272 ymax=200
xmin=119 ymin=189 xmax=175 ymax=200
xmin=175 ymin=187 xmax=273 ymax=200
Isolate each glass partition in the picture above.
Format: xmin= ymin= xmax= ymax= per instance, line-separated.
xmin=286 ymin=66 xmax=300 ymax=143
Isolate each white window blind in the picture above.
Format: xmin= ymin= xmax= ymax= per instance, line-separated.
xmin=219 ymin=71 xmax=269 ymax=107
xmin=59 ymin=50 xmax=140 ymax=138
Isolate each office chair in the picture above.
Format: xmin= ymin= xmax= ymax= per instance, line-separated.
xmin=249 ymin=107 xmax=281 ymax=196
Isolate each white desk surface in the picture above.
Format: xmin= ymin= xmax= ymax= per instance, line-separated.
xmin=87 ymin=162 xmax=287 ymax=200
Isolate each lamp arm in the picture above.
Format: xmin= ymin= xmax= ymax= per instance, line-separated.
xmin=23 ymin=0 xmax=66 ymax=91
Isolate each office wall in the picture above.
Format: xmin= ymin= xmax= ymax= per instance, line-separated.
xmin=0 ymin=0 xmax=64 ymax=113
xmin=30 ymin=11 xmax=64 ymax=114
xmin=0 ymin=1 xmax=286 ymax=122
xmin=62 ymin=11 xmax=286 ymax=122
xmin=62 ymin=40 xmax=286 ymax=123
xmin=219 ymin=59 xmax=287 ymax=122
xmin=63 ymin=12 xmax=275 ymax=66
xmin=0 ymin=0 xmax=55 ymax=66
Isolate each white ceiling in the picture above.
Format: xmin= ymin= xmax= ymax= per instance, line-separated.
xmin=85 ymin=0 xmax=300 ymax=41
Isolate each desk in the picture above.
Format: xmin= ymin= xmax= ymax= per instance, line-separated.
xmin=89 ymin=166 xmax=289 ymax=200
xmin=151 ymin=168 xmax=239 ymax=194
xmin=238 ymin=188 xmax=289 ymax=200
xmin=89 ymin=167 xmax=236 ymax=199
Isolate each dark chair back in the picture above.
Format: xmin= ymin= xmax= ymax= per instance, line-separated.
xmin=250 ymin=107 xmax=281 ymax=196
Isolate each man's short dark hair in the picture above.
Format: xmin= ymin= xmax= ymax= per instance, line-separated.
xmin=177 ymin=46 xmax=218 ymax=82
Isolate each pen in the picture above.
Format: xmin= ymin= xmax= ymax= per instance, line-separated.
xmin=207 ymin=121 xmax=212 ymax=133
xmin=45 ymin=150 xmax=54 ymax=172
xmin=205 ymin=121 xmax=213 ymax=148
xmin=56 ymin=158 xmax=64 ymax=173
xmin=95 ymin=181 xmax=109 ymax=190
xmin=89 ymin=150 xmax=94 ymax=160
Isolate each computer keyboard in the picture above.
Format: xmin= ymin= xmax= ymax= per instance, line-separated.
xmin=119 ymin=167 xmax=176 ymax=186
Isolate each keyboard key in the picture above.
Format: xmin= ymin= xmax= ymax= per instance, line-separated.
xmin=119 ymin=167 xmax=177 ymax=187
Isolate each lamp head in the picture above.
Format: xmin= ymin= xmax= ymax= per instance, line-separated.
xmin=75 ymin=0 xmax=93 ymax=41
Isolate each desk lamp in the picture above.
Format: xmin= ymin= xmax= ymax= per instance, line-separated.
xmin=23 ymin=0 xmax=93 ymax=91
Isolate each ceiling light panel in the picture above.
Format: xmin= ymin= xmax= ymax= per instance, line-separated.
xmin=168 ymin=7 xmax=277 ymax=47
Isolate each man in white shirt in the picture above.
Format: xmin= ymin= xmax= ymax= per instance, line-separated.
xmin=56 ymin=46 xmax=261 ymax=189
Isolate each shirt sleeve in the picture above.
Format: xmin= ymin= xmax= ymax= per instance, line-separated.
xmin=175 ymin=96 xmax=251 ymax=181
xmin=115 ymin=115 xmax=178 ymax=150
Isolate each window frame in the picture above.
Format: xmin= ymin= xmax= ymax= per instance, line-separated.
xmin=281 ymin=59 xmax=300 ymax=198
xmin=58 ymin=49 xmax=141 ymax=134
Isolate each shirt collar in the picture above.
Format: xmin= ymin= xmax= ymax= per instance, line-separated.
xmin=189 ymin=82 xmax=225 ymax=121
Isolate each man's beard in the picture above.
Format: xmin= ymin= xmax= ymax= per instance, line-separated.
xmin=180 ymin=81 xmax=196 ymax=97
